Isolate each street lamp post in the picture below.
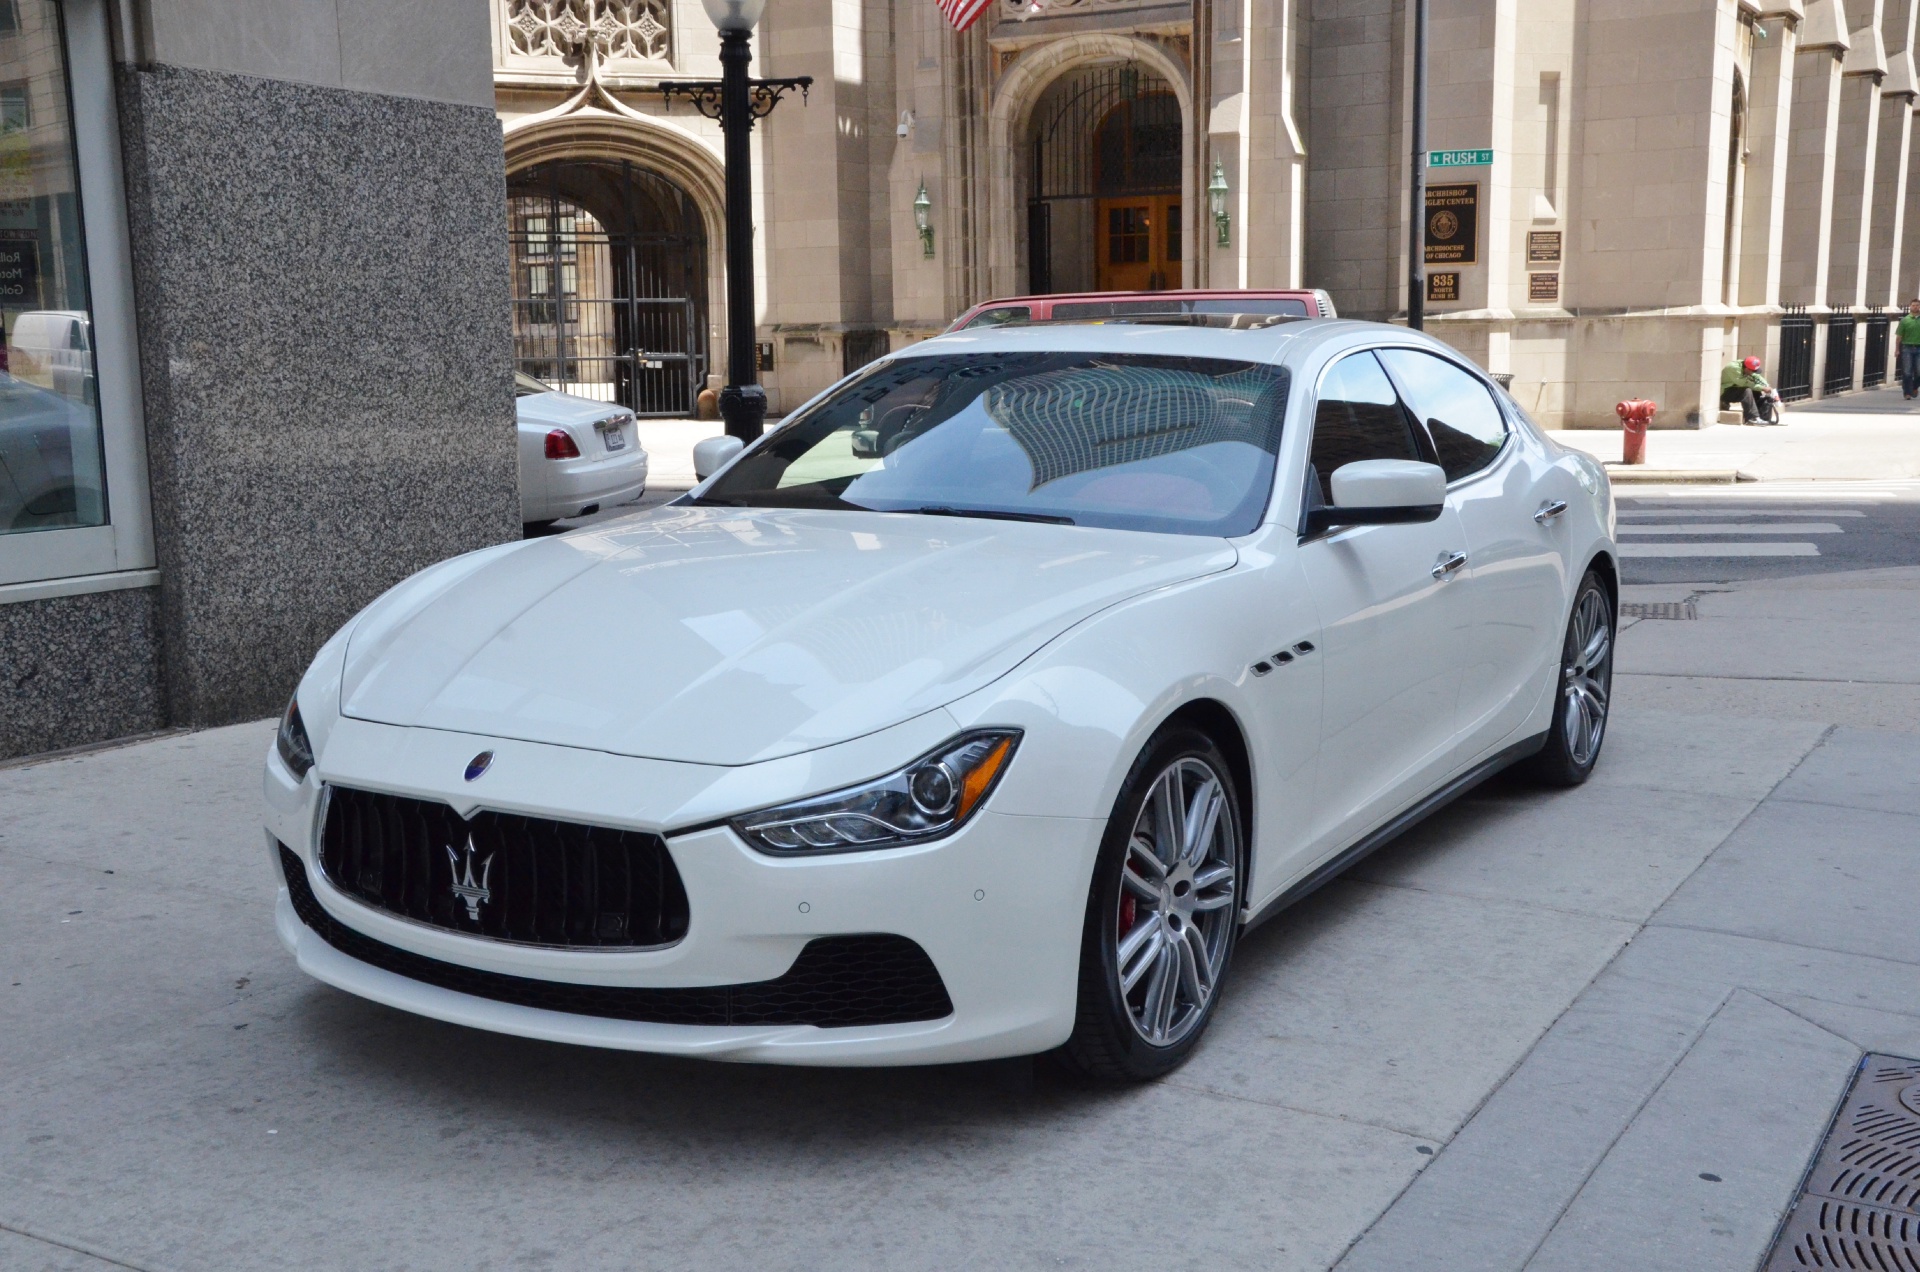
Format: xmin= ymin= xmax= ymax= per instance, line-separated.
xmin=1407 ymin=0 xmax=1429 ymax=331
xmin=660 ymin=0 xmax=811 ymax=442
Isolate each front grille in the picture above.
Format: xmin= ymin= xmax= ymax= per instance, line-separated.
xmin=319 ymin=785 xmax=689 ymax=949
xmin=279 ymin=844 xmax=955 ymax=1028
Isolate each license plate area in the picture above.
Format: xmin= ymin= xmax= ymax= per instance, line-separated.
xmin=597 ymin=420 xmax=627 ymax=452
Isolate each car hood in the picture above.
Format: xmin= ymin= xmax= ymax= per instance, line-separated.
xmin=339 ymin=505 xmax=1235 ymax=766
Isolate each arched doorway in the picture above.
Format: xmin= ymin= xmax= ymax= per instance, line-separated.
xmin=507 ymin=159 xmax=708 ymax=416
xmin=1027 ymin=63 xmax=1181 ymax=294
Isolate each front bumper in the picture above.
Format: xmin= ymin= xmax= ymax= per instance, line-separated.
xmin=265 ymin=721 xmax=1103 ymax=1065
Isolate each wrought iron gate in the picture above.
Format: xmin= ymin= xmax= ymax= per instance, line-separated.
xmin=1026 ymin=63 xmax=1179 ymax=295
xmin=1823 ymin=308 xmax=1857 ymax=397
xmin=1778 ymin=307 xmax=1814 ymax=402
xmin=508 ymin=160 xmax=708 ymax=417
xmin=1862 ymin=308 xmax=1890 ymax=389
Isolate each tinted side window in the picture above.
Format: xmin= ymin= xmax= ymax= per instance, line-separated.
xmin=961 ymin=306 xmax=1030 ymax=329
xmin=1377 ymin=348 xmax=1507 ymax=481
xmin=1309 ymin=351 xmax=1421 ymax=504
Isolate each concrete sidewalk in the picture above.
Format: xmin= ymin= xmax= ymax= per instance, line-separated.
xmin=2 ymin=567 xmax=1917 ymax=1269
xmin=1549 ymin=386 xmax=1920 ymax=480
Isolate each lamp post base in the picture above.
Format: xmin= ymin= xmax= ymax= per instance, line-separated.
xmin=719 ymin=383 xmax=768 ymax=441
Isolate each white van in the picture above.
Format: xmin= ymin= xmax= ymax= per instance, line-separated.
xmin=8 ymin=310 xmax=94 ymax=404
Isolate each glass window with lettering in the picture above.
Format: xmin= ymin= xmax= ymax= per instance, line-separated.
xmin=0 ymin=1 xmax=102 ymax=536
xmin=1307 ymin=351 xmax=1422 ymax=505
xmin=1376 ymin=348 xmax=1507 ymax=482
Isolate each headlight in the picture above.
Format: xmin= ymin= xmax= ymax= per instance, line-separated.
xmin=276 ymin=695 xmax=315 ymax=781
xmin=733 ymin=730 xmax=1021 ymax=855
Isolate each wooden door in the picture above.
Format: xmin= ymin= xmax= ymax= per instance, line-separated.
xmin=1096 ymin=195 xmax=1181 ymax=291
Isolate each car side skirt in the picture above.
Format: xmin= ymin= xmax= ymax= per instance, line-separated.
xmin=1239 ymin=730 xmax=1550 ymax=934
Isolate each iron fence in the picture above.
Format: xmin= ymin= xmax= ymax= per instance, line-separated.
xmin=1778 ymin=306 xmax=1814 ymax=402
xmin=1823 ymin=308 xmax=1857 ymax=397
xmin=508 ymin=161 xmax=709 ymax=417
xmin=843 ymin=330 xmax=890 ymax=377
xmin=1862 ymin=308 xmax=1890 ymax=389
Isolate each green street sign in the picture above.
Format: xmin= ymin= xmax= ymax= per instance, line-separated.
xmin=1429 ymin=148 xmax=1494 ymax=168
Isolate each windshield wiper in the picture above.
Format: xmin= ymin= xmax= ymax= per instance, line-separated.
xmin=907 ymin=505 xmax=1076 ymax=525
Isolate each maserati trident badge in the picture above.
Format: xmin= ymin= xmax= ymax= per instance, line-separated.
xmin=464 ymin=751 xmax=494 ymax=782
xmin=447 ymin=836 xmax=494 ymax=921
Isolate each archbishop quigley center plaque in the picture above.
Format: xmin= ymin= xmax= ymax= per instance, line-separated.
xmin=1425 ymin=183 xmax=1479 ymax=267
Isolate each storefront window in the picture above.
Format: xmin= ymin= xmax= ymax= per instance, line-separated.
xmin=0 ymin=0 xmax=102 ymax=537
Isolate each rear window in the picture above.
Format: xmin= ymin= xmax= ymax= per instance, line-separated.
xmin=1051 ymin=297 xmax=1310 ymax=320
xmin=697 ymin=351 xmax=1291 ymax=537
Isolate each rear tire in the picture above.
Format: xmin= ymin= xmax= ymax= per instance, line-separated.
xmin=1523 ymin=569 xmax=1614 ymax=787
xmin=1058 ymin=726 xmax=1244 ymax=1082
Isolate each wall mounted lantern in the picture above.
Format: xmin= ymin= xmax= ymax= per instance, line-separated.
xmin=914 ymin=181 xmax=935 ymax=257
xmin=1208 ymin=159 xmax=1231 ymax=248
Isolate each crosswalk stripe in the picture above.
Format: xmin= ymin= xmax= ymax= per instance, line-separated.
xmin=1616 ymin=522 xmax=1844 ymax=535
xmin=1617 ymin=509 xmax=1867 ymax=518
xmin=1619 ymin=542 xmax=1821 ymax=558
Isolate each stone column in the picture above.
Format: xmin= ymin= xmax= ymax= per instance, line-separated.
xmin=1866 ymin=0 xmax=1918 ymax=310
xmin=1780 ymin=1 xmax=1849 ymax=394
xmin=1739 ymin=10 xmax=1804 ymax=376
xmin=1210 ymin=0 xmax=1305 ymax=289
xmin=1826 ymin=0 xmax=1886 ymax=392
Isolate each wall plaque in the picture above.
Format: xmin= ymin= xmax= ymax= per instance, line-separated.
xmin=1426 ymin=272 xmax=1460 ymax=303
xmin=1527 ymin=230 xmax=1562 ymax=265
xmin=1528 ymin=272 xmax=1560 ymax=303
xmin=1425 ymin=183 xmax=1478 ymax=266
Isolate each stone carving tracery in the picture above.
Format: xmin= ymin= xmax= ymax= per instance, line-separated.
xmin=509 ymin=0 xmax=670 ymax=64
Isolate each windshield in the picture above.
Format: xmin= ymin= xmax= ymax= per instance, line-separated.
xmin=697 ymin=351 xmax=1289 ymax=536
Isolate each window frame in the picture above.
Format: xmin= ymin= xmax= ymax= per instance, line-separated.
xmin=0 ymin=0 xmax=153 ymax=592
xmin=1296 ymin=345 xmax=1441 ymax=538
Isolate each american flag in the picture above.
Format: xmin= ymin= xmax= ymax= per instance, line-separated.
xmin=938 ymin=0 xmax=994 ymax=32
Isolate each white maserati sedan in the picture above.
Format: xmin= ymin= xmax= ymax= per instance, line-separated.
xmin=266 ymin=319 xmax=1615 ymax=1080
xmin=515 ymin=371 xmax=648 ymax=530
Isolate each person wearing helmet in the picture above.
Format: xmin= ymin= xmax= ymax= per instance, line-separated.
xmin=1720 ymin=354 xmax=1781 ymax=425
xmin=1897 ymin=298 xmax=1920 ymax=399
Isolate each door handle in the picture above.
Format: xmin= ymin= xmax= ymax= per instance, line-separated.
xmin=1534 ymin=499 xmax=1570 ymax=525
xmin=1431 ymin=550 xmax=1468 ymax=580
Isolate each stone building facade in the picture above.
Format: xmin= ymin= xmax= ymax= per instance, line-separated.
xmin=494 ymin=0 xmax=1920 ymax=429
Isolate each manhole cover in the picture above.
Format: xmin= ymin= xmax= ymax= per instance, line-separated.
xmin=1620 ymin=600 xmax=1697 ymax=620
xmin=1762 ymin=1054 xmax=1920 ymax=1269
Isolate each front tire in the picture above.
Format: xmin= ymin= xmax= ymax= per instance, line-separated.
xmin=1524 ymin=569 xmax=1614 ymax=786
xmin=1059 ymin=727 xmax=1244 ymax=1082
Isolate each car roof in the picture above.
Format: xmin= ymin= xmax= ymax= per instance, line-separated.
xmin=969 ymin=289 xmax=1317 ymax=306
xmin=897 ymin=316 xmax=1479 ymax=374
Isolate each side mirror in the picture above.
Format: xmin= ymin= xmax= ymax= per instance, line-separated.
xmin=1304 ymin=459 xmax=1446 ymax=535
xmin=692 ymin=435 xmax=745 ymax=481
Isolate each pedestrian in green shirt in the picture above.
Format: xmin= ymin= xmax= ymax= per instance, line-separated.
xmin=1720 ymin=356 xmax=1781 ymax=425
xmin=1897 ymin=299 xmax=1920 ymax=399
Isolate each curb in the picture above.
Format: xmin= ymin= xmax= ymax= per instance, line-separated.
xmin=1603 ymin=466 xmax=1755 ymax=484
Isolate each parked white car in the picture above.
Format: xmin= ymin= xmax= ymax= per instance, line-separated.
xmin=268 ymin=319 xmax=1616 ymax=1080
xmin=7 ymin=310 xmax=96 ymax=404
xmin=515 ymin=371 xmax=648 ymax=528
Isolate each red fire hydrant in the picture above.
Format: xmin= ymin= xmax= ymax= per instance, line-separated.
xmin=1616 ymin=399 xmax=1657 ymax=465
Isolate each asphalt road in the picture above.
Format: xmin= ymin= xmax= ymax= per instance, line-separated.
xmin=1616 ymin=479 xmax=1920 ymax=584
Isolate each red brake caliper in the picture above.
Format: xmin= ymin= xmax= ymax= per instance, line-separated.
xmin=1118 ymin=892 xmax=1136 ymax=939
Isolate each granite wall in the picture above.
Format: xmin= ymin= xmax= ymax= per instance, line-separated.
xmin=0 ymin=587 xmax=165 ymax=760
xmin=115 ymin=65 xmax=520 ymax=728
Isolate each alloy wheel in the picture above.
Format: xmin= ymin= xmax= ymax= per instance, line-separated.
xmin=1114 ymin=757 xmax=1239 ymax=1047
xmin=1561 ymin=588 xmax=1612 ymax=767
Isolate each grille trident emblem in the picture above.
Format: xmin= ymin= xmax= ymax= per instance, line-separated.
xmin=447 ymin=835 xmax=494 ymax=921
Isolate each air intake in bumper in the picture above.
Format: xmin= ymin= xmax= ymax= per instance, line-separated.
xmin=279 ymin=844 xmax=955 ymax=1028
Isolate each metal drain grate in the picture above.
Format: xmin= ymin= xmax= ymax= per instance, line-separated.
xmin=1762 ymin=1054 xmax=1920 ymax=1270
xmin=1620 ymin=600 xmax=1698 ymax=621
